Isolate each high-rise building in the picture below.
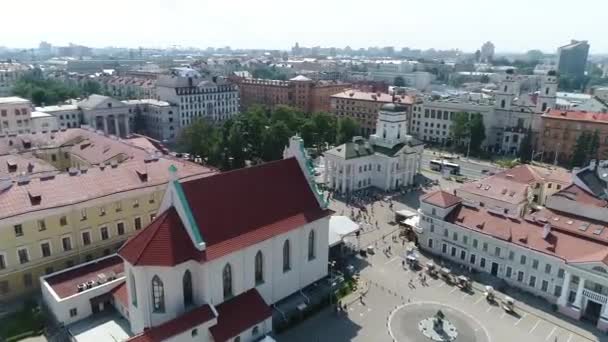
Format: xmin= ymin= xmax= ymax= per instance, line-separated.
xmin=557 ymin=40 xmax=590 ymax=78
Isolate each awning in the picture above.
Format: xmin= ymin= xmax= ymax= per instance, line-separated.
xmin=329 ymin=216 xmax=360 ymax=247
xmin=402 ymin=215 xmax=420 ymax=227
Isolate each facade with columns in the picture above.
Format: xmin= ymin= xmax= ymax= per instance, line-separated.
xmin=324 ymin=103 xmax=424 ymax=194
xmin=78 ymin=94 xmax=132 ymax=138
xmin=416 ymin=186 xmax=608 ymax=331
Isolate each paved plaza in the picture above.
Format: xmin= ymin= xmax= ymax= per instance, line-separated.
xmin=276 ymin=193 xmax=608 ymax=342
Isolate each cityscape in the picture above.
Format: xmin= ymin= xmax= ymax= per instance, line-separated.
xmin=1 ymin=3 xmax=608 ymax=342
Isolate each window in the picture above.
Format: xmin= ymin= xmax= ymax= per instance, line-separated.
xmin=38 ymin=219 xmax=46 ymax=231
xmin=17 ymin=248 xmax=29 ymax=264
xmin=130 ymin=272 xmax=137 ymax=307
xmin=81 ymin=208 xmax=87 ymax=221
xmin=23 ymin=273 xmax=33 ymax=288
xmin=554 ymin=285 xmax=562 ymax=297
xmin=517 ymin=271 xmax=524 ymax=282
xmin=308 ymin=230 xmax=316 ymax=261
xmin=60 ymin=216 xmax=68 ymax=226
xmin=14 ymin=224 xmax=23 ymax=237
xmin=472 ymin=239 xmax=478 ymax=248
xmin=115 ymin=201 xmax=122 ymax=212
xmin=443 ymin=228 xmax=448 ymax=237
xmin=452 ymin=232 xmax=458 ymax=241
xmin=482 ymin=242 xmax=488 ymax=252
xmin=149 ymin=193 xmax=155 ymax=204
xmin=441 ymin=244 xmax=447 ymax=254
xmin=252 ymin=326 xmax=259 ymax=336
xmin=255 ymin=251 xmax=264 ymax=285
xmin=432 ymin=208 xmax=437 ymax=216
xmin=100 ymin=227 xmax=109 ymax=240
xmin=117 ymin=222 xmax=125 ymax=236
xmin=544 ymin=264 xmax=552 ymax=274
xmin=529 ymin=275 xmax=537 ymax=288
xmin=557 ymin=268 xmax=564 ymax=278
xmin=191 ymin=329 xmax=198 ymax=337
xmin=133 ymin=199 xmax=139 ymax=208
xmin=62 ymin=236 xmax=72 ymax=251
xmin=520 ymin=255 xmax=526 ymax=265
xmin=451 ymin=247 xmax=456 ymax=257
xmin=506 ymin=266 xmax=512 ymax=278
xmin=69 ymin=308 xmax=78 ymax=317
xmin=183 ymin=270 xmax=193 ymax=307
xmin=82 ymin=231 xmax=91 ymax=246
xmin=223 ymin=264 xmax=233 ymax=299
xmin=568 ymin=290 xmax=576 ymax=303
xmin=150 ymin=213 xmax=156 ymax=222
xmin=99 ymin=206 xmax=106 ymax=216
xmin=430 ymin=224 xmax=434 ymax=233
xmin=532 ymin=259 xmax=539 ymax=270
xmin=508 ymin=251 xmax=514 ymax=261
xmin=494 ymin=247 xmax=501 ymax=257
xmin=460 ymin=250 xmax=466 ymax=260
xmin=469 ymin=254 xmax=476 ymax=264
xmin=283 ymin=240 xmax=291 ymax=272
xmin=480 ymin=257 xmax=486 ymax=268
xmin=152 ymin=275 xmax=165 ymax=312
xmin=462 ymin=236 xmax=468 ymax=245
xmin=40 ymin=242 xmax=51 ymax=257
xmin=0 ymin=254 xmax=5 ymax=269
xmin=541 ymin=280 xmax=549 ymax=292
xmin=134 ymin=217 xmax=142 ymax=230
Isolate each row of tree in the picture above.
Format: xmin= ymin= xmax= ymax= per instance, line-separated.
xmin=570 ymin=130 xmax=600 ymax=168
xmin=450 ymin=112 xmax=486 ymax=155
xmin=12 ymin=69 xmax=103 ymax=106
xmin=179 ymin=105 xmax=360 ymax=171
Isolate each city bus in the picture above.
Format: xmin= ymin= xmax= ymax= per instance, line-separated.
xmin=429 ymin=159 xmax=461 ymax=175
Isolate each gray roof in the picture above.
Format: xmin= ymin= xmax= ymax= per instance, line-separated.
xmin=290 ymin=75 xmax=312 ymax=82
xmin=78 ymin=94 xmax=126 ymax=110
xmin=381 ymin=103 xmax=408 ymax=112
xmin=325 ymin=137 xmax=423 ymax=160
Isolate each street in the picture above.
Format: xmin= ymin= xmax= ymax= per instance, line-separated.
xmin=421 ymin=149 xmax=503 ymax=180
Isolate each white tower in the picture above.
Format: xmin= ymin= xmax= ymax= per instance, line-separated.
xmin=495 ymin=70 xmax=518 ymax=111
xmin=371 ymin=103 xmax=409 ymax=148
xmin=536 ymin=71 xmax=558 ymax=113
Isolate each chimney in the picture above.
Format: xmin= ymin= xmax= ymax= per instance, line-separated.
xmin=542 ymin=223 xmax=551 ymax=239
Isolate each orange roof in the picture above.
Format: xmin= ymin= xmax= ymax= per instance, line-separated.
xmin=543 ymin=109 xmax=608 ymax=123
xmin=421 ymin=190 xmax=461 ymax=208
xmin=457 ymin=176 xmax=529 ymax=205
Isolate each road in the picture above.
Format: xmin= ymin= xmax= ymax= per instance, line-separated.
xmin=421 ymin=150 xmax=503 ymax=180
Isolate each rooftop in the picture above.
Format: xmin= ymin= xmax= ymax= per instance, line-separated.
xmin=36 ymin=104 xmax=79 ymax=112
xmin=421 ymin=190 xmax=461 ymax=208
xmin=209 ymin=289 xmax=272 ymax=342
xmin=543 ymin=109 xmax=608 ymax=123
xmin=67 ymin=312 xmax=132 ymax=342
xmin=331 ymin=89 xmax=414 ymax=104
xmin=30 ymin=111 xmax=53 ymax=118
xmin=122 ymin=99 xmax=171 ymax=107
xmin=128 ymin=304 xmax=215 ymax=342
xmin=456 ymin=175 xmax=529 ymax=205
xmin=0 ymin=96 xmax=30 ymax=105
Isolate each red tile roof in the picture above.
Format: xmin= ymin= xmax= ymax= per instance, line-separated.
xmin=448 ymin=206 xmax=608 ymax=264
xmin=127 ymin=304 xmax=216 ymax=342
xmin=209 ymin=289 xmax=271 ymax=342
xmin=543 ymin=109 xmax=608 ymax=123
xmin=554 ymin=184 xmax=608 ymax=207
xmin=181 ymin=158 xmax=329 ymax=247
xmin=456 ymin=176 xmax=529 ymax=205
xmin=45 ymin=255 xmax=124 ymax=299
xmin=119 ymin=208 xmax=203 ymax=266
xmin=119 ymin=158 xmax=332 ymax=266
xmin=495 ymin=164 xmax=571 ymax=185
xmin=421 ymin=190 xmax=461 ymax=208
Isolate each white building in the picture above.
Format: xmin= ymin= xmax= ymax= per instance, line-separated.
xmin=156 ymin=75 xmax=239 ymax=128
xmin=78 ymin=95 xmax=132 ymax=138
xmin=0 ymin=96 xmax=32 ymax=134
xmin=41 ymin=150 xmax=332 ymax=341
xmin=30 ymin=111 xmax=59 ymax=133
xmin=36 ymin=103 xmax=81 ymax=129
xmin=416 ymin=160 xmax=608 ymax=332
xmin=123 ymin=99 xmax=179 ymax=143
xmin=324 ymin=103 xmax=424 ymax=193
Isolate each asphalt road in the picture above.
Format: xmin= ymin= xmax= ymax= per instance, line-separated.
xmin=421 ymin=151 xmax=503 ymax=180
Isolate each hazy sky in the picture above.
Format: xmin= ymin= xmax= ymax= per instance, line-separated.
xmin=5 ymin=0 xmax=607 ymax=53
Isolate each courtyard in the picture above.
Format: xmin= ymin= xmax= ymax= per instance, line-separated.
xmin=276 ymin=188 xmax=608 ymax=342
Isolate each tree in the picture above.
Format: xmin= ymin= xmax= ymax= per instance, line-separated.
xmin=393 ymin=76 xmax=405 ymax=87
xmin=518 ymin=126 xmax=534 ymax=163
xmin=262 ymin=121 xmax=292 ymax=161
xmin=226 ymin=121 xmax=247 ymax=169
xmin=178 ymin=119 xmax=218 ymax=162
xmin=311 ymin=112 xmax=336 ymax=149
xmin=450 ymin=112 xmax=469 ymax=147
xmin=590 ymin=129 xmax=600 ymax=161
xmin=570 ymin=132 xmax=591 ymax=168
xmin=479 ymin=75 xmax=490 ymax=83
xmin=468 ymin=113 xmax=486 ymax=154
xmin=82 ymin=80 xmax=101 ymax=95
xmin=336 ymin=117 xmax=360 ymax=145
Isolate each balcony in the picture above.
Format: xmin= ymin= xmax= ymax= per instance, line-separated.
xmin=583 ymin=288 xmax=608 ymax=304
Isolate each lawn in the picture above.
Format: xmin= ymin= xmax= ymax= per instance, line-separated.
xmin=0 ymin=305 xmax=45 ymax=341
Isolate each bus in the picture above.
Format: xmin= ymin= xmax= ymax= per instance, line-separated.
xmin=430 ymin=159 xmax=461 ymax=175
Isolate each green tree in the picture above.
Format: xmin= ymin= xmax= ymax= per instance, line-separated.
xmin=82 ymin=80 xmax=102 ymax=95
xmin=518 ymin=126 xmax=534 ymax=163
xmin=178 ymin=119 xmax=218 ymax=162
xmin=570 ymin=132 xmax=591 ymax=168
xmin=336 ymin=117 xmax=360 ymax=145
xmin=226 ymin=121 xmax=247 ymax=169
xmin=262 ymin=121 xmax=292 ymax=161
xmin=450 ymin=112 xmax=470 ymax=147
xmin=590 ymin=129 xmax=600 ymax=161
xmin=468 ymin=113 xmax=486 ymax=154
xmin=479 ymin=75 xmax=490 ymax=83
xmin=394 ymin=76 xmax=405 ymax=87
xmin=310 ymin=112 xmax=337 ymax=149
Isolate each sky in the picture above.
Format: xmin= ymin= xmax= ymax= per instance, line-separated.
xmin=4 ymin=0 xmax=607 ymax=53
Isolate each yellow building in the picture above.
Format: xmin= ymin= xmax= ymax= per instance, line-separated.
xmin=0 ymin=131 xmax=216 ymax=301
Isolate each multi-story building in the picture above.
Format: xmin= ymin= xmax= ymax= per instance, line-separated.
xmin=156 ymin=75 xmax=239 ymax=128
xmin=330 ymin=90 xmax=414 ymax=136
xmin=78 ymin=95 xmax=132 ymax=138
xmin=235 ymin=75 xmax=348 ymax=113
xmin=415 ymin=160 xmax=608 ymax=332
xmin=539 ymin=109 xmax=608 ymax=164
xmin=40 ymin=149 xmax=330 ymax=341
xmin=0 ymin=97 xmax=32 ymax=135
xmin=0 ymin=63 xmax=28 ymax=97
xmin=30 ymin=111 xmax=59 ymax=133
xmin=99 ymin=76 xmax=157 ymax=100
xmin=324 ymin=104 xmax=424 ymax=193
xmin=0 ymin=130 xmax=215 ymax=301
xmin=557 ymin=40 xmax=590 ymax=79
xmin=36 ymin=103 xmax=81 ymax=129
xmin=123 ymin=100 xmax=179 ymax=143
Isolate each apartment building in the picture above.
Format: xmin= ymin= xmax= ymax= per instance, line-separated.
xmin=330 ymin=90 xmax=414 ymax=136
xmin=235 ymin=75 xmax=349 ymax=113
xmin=123 ymin=99 xmax=179 ymax=143
xmin=36 ymin=103 xmax=81 ymax=129
xmin=0 ymin=130 xmax=216 ymax=301
xmin=540 ymin=109 xmax=608 ymax=165
xmin=156 ymin=75 xmax=239 ymax=127
xmin=0 ymin=97 xmax=32 ymax=134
